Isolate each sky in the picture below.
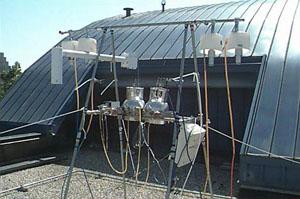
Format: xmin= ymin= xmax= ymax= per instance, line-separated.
xmin=0 ymin=0 xmax=237 ymax=70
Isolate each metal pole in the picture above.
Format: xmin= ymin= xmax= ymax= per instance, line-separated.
xmin=110 ymin=29 xmax=127 ymax=199
xmin=62 ymin=29 xmax=107 ymax=199
xmin=59 ymin=18 xmax=245 ymax=35
xmin=99 ymin=18 xmax=244 ymax=29
xmin=165 ymin=24 xmax=188 ymax=199
xmin=190 ymin=23 xmax=214 ymax=196
xmin=0 ymin=171 xmax=82 ymax=196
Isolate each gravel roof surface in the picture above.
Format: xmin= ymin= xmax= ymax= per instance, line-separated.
xmin=0 ymin=148 xmax=237 ymax=199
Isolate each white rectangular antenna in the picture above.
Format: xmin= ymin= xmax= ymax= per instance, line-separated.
xmin=51 ymin=47 xmax=63 ymax=84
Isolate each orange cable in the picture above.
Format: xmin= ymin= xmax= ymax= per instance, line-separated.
xmin=73 ymin=58 xmax=93 ymax=135
xmin=224 ymin=40 xmax=236 ymax=198
xmin=98 ymin=116 xmax=128 ymax=174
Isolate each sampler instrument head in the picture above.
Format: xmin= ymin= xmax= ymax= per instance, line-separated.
xmin=122 ymin=87 xmax=145 ymax=121
xmin=144 ymin=87 xmax=169 ymax=125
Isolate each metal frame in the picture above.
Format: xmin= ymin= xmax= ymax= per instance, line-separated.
xmin=60 ymin=18 xmax=245 ymax=199
xmin=59 ymin=18 xmax=244 ymax=34
xmin=62 ymin=50 xmax=128 ymax=63
xmin=165 ymin=23 xmax=214 ymax=199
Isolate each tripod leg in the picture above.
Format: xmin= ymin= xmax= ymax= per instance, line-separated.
xmin=165 ymin=24 xmax=188 ymax=199
xmin=62 ymin=29 xmax=107 ymax=199
xmin=111 ymin=29 xmax=127 ymax=199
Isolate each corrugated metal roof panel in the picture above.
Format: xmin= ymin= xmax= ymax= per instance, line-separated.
xmin=165 ymin=2 xmax=231 ymax=59
xmin=247 ymin=0 xmax=297 ymax=156
xmin=151 ymin=4 xmax=216 ymax=59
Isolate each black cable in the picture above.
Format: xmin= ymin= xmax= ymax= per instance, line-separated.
xmin=166 ymin=80 xmax=196 ymax=163
xmin=141 ymin=123 xmax=167 ymax=185
xmin=82 ymin=168 xmax=95 ymax=199
xmin=166 ymin=82 xmax=207 ymax=199
xmin=165 ymin=78 xmax=194 ymax=161
xmin=130 ymin=153 xmax=169 ymax=185
xmin=166 ymin=93 xmax=193 ymax=164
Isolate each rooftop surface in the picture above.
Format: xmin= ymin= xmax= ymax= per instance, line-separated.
xmin=0 ymin=149 xmax=237 ymax=199
xmin=1 ymin=148 xmax=297 ymax=198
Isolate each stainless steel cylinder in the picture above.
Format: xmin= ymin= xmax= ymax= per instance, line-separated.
xmin=144 ymin=87 xmax=169 ymax=125
xmin=122 ymin=87 xmax=145 ymax=121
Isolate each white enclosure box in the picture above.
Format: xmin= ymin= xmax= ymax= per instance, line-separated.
xmin=61 ymin=40 xmax=79 ymax=51
xmin=121 ymin=53 xmax=138 ymax=70
xmin=77 ymin=38 xmax=97 ymax=53
xmin=175 ymin=123 xmax=205 ymax=167
xmin=227 ymin=31 xmax=250 ymax=53
xmin=199 ymin=33 xmax=224 ymax=55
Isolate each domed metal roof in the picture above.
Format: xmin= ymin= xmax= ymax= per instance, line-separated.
xmin=1 ymin=0 xmax=300 ymax=163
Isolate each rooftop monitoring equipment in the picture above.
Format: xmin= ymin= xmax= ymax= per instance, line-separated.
xmin=122 ymin=86 xmax=145 ymax=121
xmin=175 ymin=123 xmax=205 ymax=167
xmin=144 ymin=87 xmax=169 ymax=125
xmin=199 ymin=21 xmax=224 ymax=66
xmin=51 ymin=37 xmax=98 ymax=85
xmin=51 ymin=38 xmax=137 ymax=84
xmin=227 ymin=18 xmax=250 ymax=64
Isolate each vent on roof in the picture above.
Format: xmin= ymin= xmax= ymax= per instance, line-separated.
xmin=123 ymin=7 xmax=133 ymax=17
xmin=161 ymin=0 xmax=166 ymax=12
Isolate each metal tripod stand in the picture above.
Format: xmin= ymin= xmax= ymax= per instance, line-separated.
xmin=165 ymin=23 xmax=214 ymax=199
xmin=62 ymin=29 xmax=127 ymax=199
